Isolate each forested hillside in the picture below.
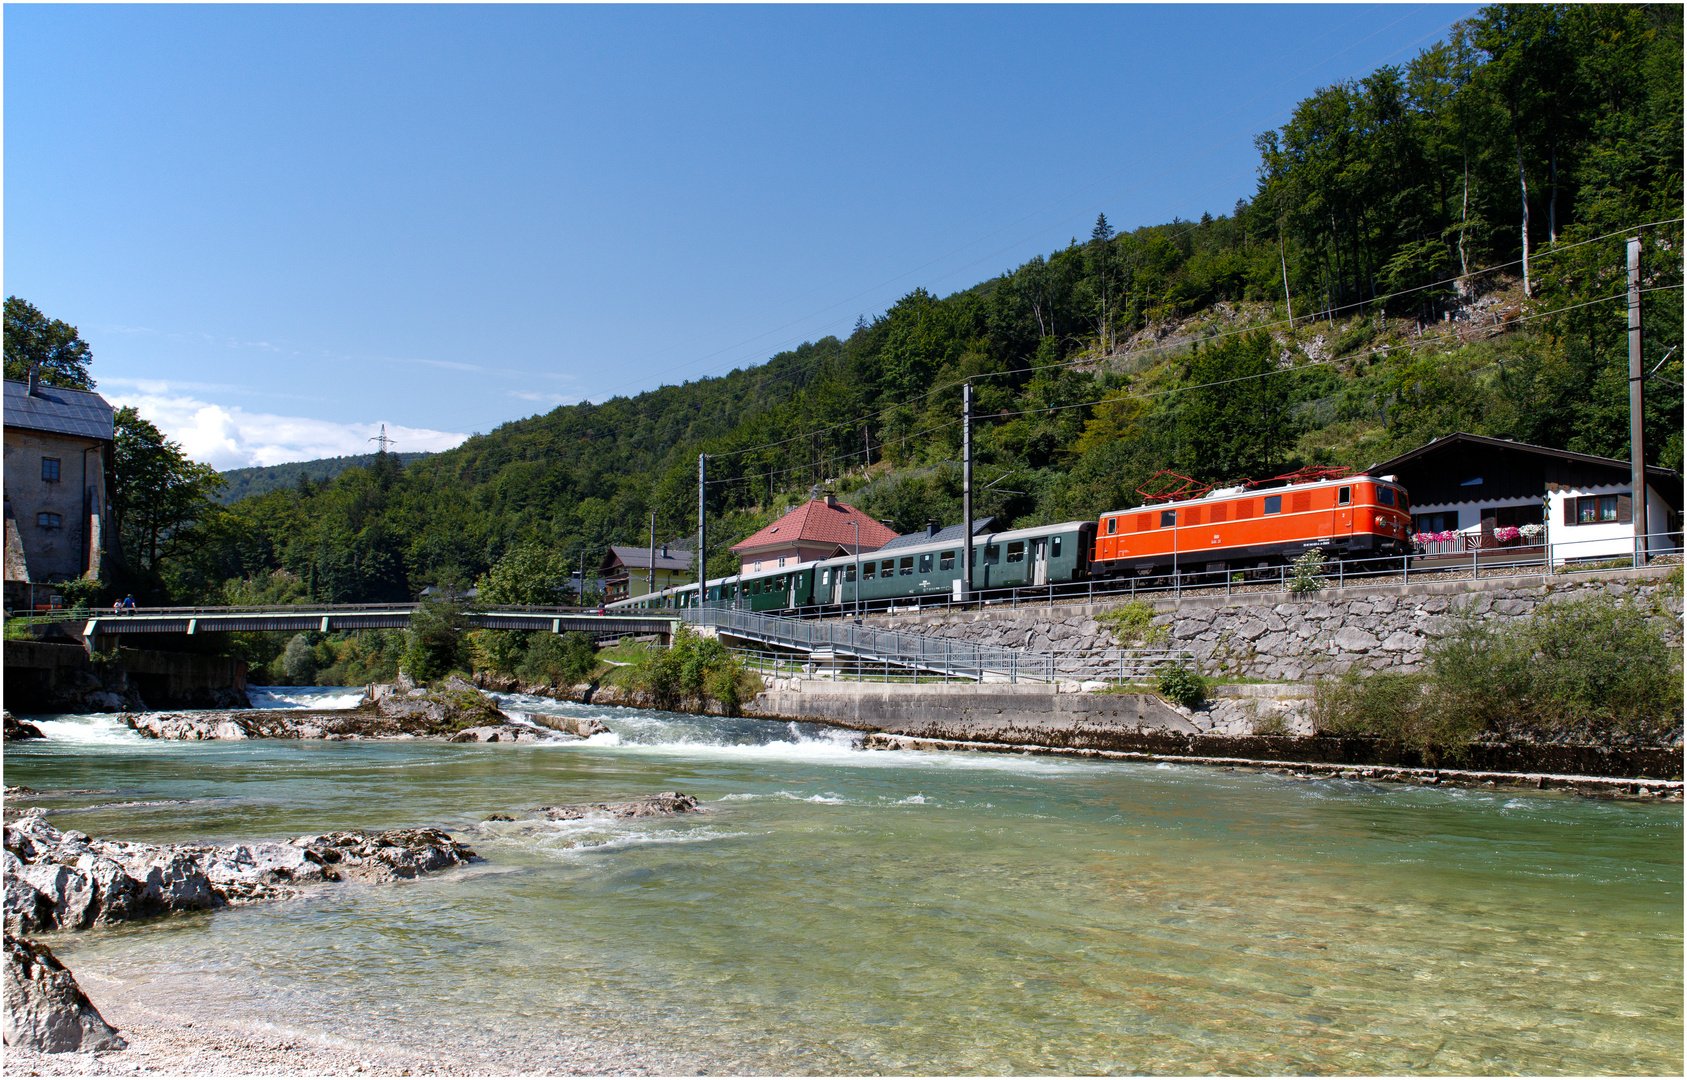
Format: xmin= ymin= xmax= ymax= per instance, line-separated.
xmin=159 ymin=4 xmax=1680 ymax=608
xmin=217 ymin=453 xmax=435 ymax=504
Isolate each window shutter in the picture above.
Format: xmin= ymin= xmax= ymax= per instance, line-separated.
xmin=1563 ymin=498 xmax=1576 ymax=526
xmin=1617 ymin=494 xmax=1633 ymax=524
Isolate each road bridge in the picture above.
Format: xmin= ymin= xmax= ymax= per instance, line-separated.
xmin=31 ymin=604 xmax=677 ymax=654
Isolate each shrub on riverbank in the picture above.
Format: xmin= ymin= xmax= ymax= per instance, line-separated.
xmin=624 ymin=628 xmax=759 ymax=714
xmin=1098 ymin=601 xmax=1166 ymax=646
xmin=1313 ymin=595 xmax=1684 ymax=756
xmin=518 ymin=631 xmax=598 ymax=687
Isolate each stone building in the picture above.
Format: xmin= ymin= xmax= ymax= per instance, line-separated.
xmin=4 ymin=373 xmax=116 ymax=609
xmin=730 ymin=495 xmax=898 ymax=574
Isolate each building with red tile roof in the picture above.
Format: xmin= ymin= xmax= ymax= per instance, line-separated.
xmin=729 ymin=495 xmax=899 ymax=573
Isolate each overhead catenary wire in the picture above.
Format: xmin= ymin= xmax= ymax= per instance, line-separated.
xmin=696 ymin=217 xmax=1684 ymax=473
xmin=702 ymin=282 xmax=1683 ymax=497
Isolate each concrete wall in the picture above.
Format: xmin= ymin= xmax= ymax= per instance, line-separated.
xmin=4 ymin=640 xmax=247 ymax=712
xmin=742 ymin=679 xmax=1681 ymax=780
xmin=853 ymin=565 xmax=1682 ymax=683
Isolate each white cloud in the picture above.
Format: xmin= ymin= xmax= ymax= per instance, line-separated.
xmin=106 ymin=390 xmax=468 ymax=471
xmin=508 ymin=389 xmax=579 ymax=407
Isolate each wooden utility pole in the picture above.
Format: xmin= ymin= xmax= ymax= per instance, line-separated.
xmin=1628 ymin=236 xmax=1648 ymax=564
xmin=961 ymin=382 xmax=974 ymax=601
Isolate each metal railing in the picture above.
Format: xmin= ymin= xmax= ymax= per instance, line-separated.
xmin=684 ymin=603 xmax=1060 ymax=682
xmin=733 ymin=645 xmax=1196 ymax=687
xmin=752 ymin=529 xmax=1683 ymax=622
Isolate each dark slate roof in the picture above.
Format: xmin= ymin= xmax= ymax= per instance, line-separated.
xmin=877 ymin=516 xmax=998 ymax=551
xmin=3 ymin=379 xmax=115 ymax=441
xmin=605 ymin=545 xmax=693 ymax=572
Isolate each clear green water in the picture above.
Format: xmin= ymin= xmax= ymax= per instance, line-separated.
xmin=6 ymin=692 xmax=1681 ymax=1075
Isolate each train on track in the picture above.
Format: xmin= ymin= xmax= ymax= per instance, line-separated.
xmin=607 ymin=468 xmax=1413 ymax=615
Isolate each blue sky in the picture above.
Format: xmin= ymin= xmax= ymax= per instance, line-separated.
xmin=4 ymin=3 xmax=1476 ymax=469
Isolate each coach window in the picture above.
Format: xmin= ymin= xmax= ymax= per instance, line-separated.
xmin=939 ymin=551 xmax=955 ymax=571
xmin=1050 ymin=536 xmax=1061 ymax=558
xmin=1338 ymin=486 xmax=1351 ymax=505
xmin=879 ymin=560 xmax=893 ymax=578
xmin=1160 ymin=510 xmax=1176 ymax=528
xmin=983 ymin=544 xmax=1000 ymax=565
xmin=1006 ymin=541 xmax=1025 ymax=563
xmin=898 ymin=557 xmax=914 ymax=576
xmin=1106 ymin=518 xmax=1117 ymax=534
xmin=1264 ymin=495 xmax=1283 ymax=515
xmin=919 ymin=553 xmax=933 ymax=573
xmin=845 ymin=565 xmax=857 ymax=582
xmin=1377 ymin=487 xmax=1395 ymax=506
xmin=820 ymin=569 xmax=830 ymax=586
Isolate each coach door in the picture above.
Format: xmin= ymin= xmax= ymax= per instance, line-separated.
xmin=1032 ymin=538 xmax=1049 ymax=586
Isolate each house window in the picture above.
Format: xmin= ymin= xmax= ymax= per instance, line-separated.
xmin=1006 ymin=541 xmax=1025 ymax=563
xmin=1572 ymin=494 xmax=1628 ymax=525
xmin=1263 ymin=495 xmax=1283 ymax=515
xmin=41 ymin=458 xmax=60 ymax=483
xmin=37 ymin=512 xmax=61 ymax=529
xmin=918 ymin=553 xmax=933 ymax=573
xmin=939 ymin=551 xmax=955 ymax=571
xmin=778 ymin=557 xmax=786 ymax=568
xmin=754 ymin=561 xmax=762 ymax=572
xmin=1415 ymin=512 xmax=1457 ymax=534
xmin=1160 ymin=510 xmax=1176 ymax=528
xmin=1484 ymin=505 xmax=1543 ymax=528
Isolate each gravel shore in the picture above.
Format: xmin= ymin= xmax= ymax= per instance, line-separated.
xmin=5 ymin=996 xmax=706 ymax=1076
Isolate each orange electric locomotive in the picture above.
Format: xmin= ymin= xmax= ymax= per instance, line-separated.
xmin=1089 ymin=468 xmax=1413 ymax=579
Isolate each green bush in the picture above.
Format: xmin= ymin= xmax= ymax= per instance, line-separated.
xmin=1287 ymin=549 xmax=1326 ymax=594
xmin=280 ymin=633 xmax=317 ymax=686
xmin=1312 ymin=596 xmax=1683 ymax=755
xmin=1155 ymin=661 xmax=1208 ymax=708
xmin=470 ymin=629 xmax=529 ymax=677
xmin=403 ymin=593 xmax=471 ymax=683
xmin=518 ymin=631 xmax=598 ymax=688
xmin=1098 ymin=600 xmax=1167 ymax=646
xmin=629 ymin=626 xmax=754 ymax=714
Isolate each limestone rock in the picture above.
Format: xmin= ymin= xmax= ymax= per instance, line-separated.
xmin=3 ymin=934 xmax=126 ymax=1053
xmin=288 ymin=829 xmax=477 ymax=884
xmin=4 ymin=815 xmax=474 ymax=931
xmin=531 ymin=792 xmax=706 ymax=820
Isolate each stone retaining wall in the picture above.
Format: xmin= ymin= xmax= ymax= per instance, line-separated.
xmin=857 ymin=567 xmax=1682 ymax=683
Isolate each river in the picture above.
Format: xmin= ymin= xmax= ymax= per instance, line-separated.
xmin=6 ymin=689 xmax=1681 ymax=1075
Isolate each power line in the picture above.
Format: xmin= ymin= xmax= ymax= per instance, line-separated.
xmin=694 ymin=218 xmax=1684 ymax=468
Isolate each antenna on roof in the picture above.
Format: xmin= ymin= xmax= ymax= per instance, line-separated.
xmin=369 ymin=424 xmax=397 ymax=454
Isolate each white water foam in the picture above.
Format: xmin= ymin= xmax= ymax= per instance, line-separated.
xmin=24 ymin=714 xmax=145 ymax=745
xmin=247 ymin=686 xmax=367 ymax=710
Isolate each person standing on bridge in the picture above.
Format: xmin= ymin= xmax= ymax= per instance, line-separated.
xmin=122 ymin=594 xmax=137 ymax=615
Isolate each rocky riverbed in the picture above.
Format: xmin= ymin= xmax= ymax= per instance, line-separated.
xmin=118 ymin=676 xmax=609 ymax=743
xmin=1 ymin=790 xmax=712 ymax=1061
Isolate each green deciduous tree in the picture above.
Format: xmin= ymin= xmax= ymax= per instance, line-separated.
xmin=475 ymin=541 xmax=572 ymax=606
xmin=4 ymin=297 xmax=96 ymax=389
xmin=111 ymin=406 xmax=227 ymax=574
xmin=1176 ymin=331 xmax=1297 ymax=481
